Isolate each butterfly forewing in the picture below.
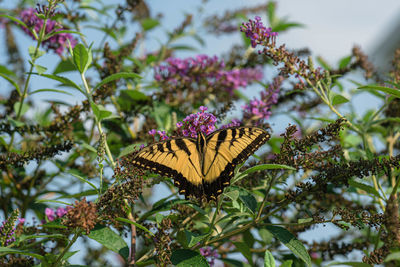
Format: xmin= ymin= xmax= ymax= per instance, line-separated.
xmin=202 ymin=127 xmax=270 ymax=185
xmin=131 ymin=138 xmax=203 ymax=189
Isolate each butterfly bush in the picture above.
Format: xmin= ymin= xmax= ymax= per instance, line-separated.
xmin=240 ymin=16 xmax=278 ymax=49
xmin=0 ymin=209 xmax=23 ymax=247
xmin=175 ymin=106 xmax=217 ymax=137
xmin=154 ymin=54 xmax=263 ymax=95
xmin=199 ymin=246 xmax=219 ymax=266
xmin=148 ymin=106 xmax=217 ymax=141
xmin=44 ymin=207 xmax=68 ymax=222
xmin=19 ymin=7 xmax=77 ymax=55
xmin=221 ymin=118 xmax=242 ymax=128
xmin=243 ymin=75 xmax=283 ymax=124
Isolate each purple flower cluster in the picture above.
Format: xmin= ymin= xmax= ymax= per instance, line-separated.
xmin=0 ymin=213 xmax=24 ymax=246
xmin=19 ymin=8 xmax=77 ymax=55
xmin=175 ymin=106 xmax=217 ymax=137
xmin=221 ymin=118 xmax=242 ymax=129
xmin=0 ymin=221 xmax=15 ymax=246
xmin=154 ymin=54 xmax=263 ymax=94
xmin=45 ymin=207 xmax=68 ymax=222
xmin=240 ymin=16 xmax=278 ymax=48
xmin=147 ymin=106 xmax=217 ymax=141
xmin=199 ymin=246 xmax=219 ymax=266
xmin=148 ymin=129 xmax=170 ymax=141
xmin=243 ymin=76 xmax=283 ymax=124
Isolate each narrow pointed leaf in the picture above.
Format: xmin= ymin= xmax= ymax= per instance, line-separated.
xmin=88 ymin=225 xmax=129 ymax=260
xmin=358 ymin=85 xmax=400 ymax=98
xmin=115 ymin=217 xmax=154 ymax=236
xmin=171 ymin=249 xmax=209 ymax=267
xmin=0 ymin=247 xmax=44 ymax=260
xmin=266 ymin=226 xmax=311 ymax=267
xmin=94 ymin=72 xmax=142 ymax=90
xmin=73 ymin=44 xmax=89 ymax=73
xmin=264 ymin=250 xmax=276 ymax=267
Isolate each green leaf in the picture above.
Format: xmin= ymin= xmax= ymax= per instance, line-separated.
xmin=94 ymin=72 xmax=142 ymax=90
xmin=272 ymin=22 xmax=304 ymax=32
xmin=39 ymin=73 xmax=84 ymax=95
xmin=326 ymin=262 xmax=372 ymax=267
xmin=224 ymin=190 xmax=240 ymax=201
xmin=81 ymin=142 xmax=97 ymax=153
xmin=13 ymin=102 xmax=29 ymax=116
xmin=331 ymin=94 xmax=349 ymax=106
xmin=141 ymin=18 xmax=160 ymax=31
xmin=69 ymin=171 xmax=98 ymax=192
xmin=90 ymin=101 xmax=100 ymax=120
xmin=34 ymin=64 xmax=48 ymax=75
xmin=185 ymin=230 xmax=209 ymax=248
xmin=62 ymin=250 xmax=79 ymax=261
xmin=221 ymin=258 xmax=249 ymax=267
xmin=259 ymin=228 xmax=273 ymax=244
xmin=338 ymin=55 xmax=352 ymax=69
xmin=120 ymin=89 xmax=148 ymax=101
xmin=169 ymin=45 xmax=197 ymax=51
xmin=238 ymin=188 xmax=257 ymax=214
xmin=16 ymin=234 xmax=66 ymax=244
xmin=29 ymin=88 xmax=73 ymax=96
xmin=358 ymin=85 xmax=400 ymax=99
xmin=265 ymin=226 xmax=311 ymax=267
xmin=53 ymin=59 xmax=77 ymax=74
xmin=385 ymin=251 xmax=400 ymax=262
xmin=316 ymin=56 xmax=332 ymax=70
xmin=170 ymin=249 xmax=209 ymax=267
xmin=28 ymin=46 xmax=45 ymax=60
xmin=234 ymin=242 xmax=253 ymax=265
xmin=44 ymin=30 xmax=84 ymax=41
xmin=297 ymin=218 xmax=313 ymax=224
xmin=348 ymin=180 xmax=381 ymax=199
xmin=264 ymin=250 xmax=276 ymax=267
xmin=267 ymin=2 xmax=276 ymax=26
xmin=280 ymin=260 xmax=293 ymax=267
xmin=242 ymin=164 xmax=296 ymax=175
xmin=41 ymin=220 xmax=68 ymax=229
xmin=7 ymin=116 xmax=24 ymax=127
xmin=35 ymin=199 xmax=71 ymax=206
xmin=115 ymin=217 xmax=154 ymax=236
xmin=88 ymin=225 xmax=129 ymax=261
xmin=73 ymin=43 xmax=90 ymax=73
xmin=155 ymin=213 xmax=164 ymax=225
xmin=0 ymin=73 xmax=21 ymax=95
xmin=118 ymin=144 xmax=141 ymax=158
xmin=0 ymin=14 xmax=37 ymax=39
xmin=90 ymin=103 xmax=113 ymax=121
xmin=0 ymin=247 xmax=44 ymax=260
xmin=0 ymin=64 xmax=15 ymax=76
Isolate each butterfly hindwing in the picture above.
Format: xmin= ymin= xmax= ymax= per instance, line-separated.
xmin=131 ymin=138 xmax=204 ymax=197
xmin=202 ymin=127 xmax=270 ymax=197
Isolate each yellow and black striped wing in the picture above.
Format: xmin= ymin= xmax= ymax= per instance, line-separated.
xmin=202 ymin=127 xmax=270 ymax=198
xmin=131 ymin=138 xmax=204 ymax=197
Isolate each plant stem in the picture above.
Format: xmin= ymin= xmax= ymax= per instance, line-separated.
xmin=126 ymin=199 xmax=137 ymax=266
xmin=52 ymin=232 xmax=80 ymax=267
xmin=7 ymin=3 xmax=52 ymax=152
xmin=80 ymin=72 xmax=115 ymax=168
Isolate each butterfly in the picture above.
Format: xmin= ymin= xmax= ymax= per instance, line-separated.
xmin=130 ymin=126 xmax=270 ymax=200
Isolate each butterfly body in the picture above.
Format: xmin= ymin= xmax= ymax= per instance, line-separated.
xmin=131 ymin=127 xmax=270 ymax=200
